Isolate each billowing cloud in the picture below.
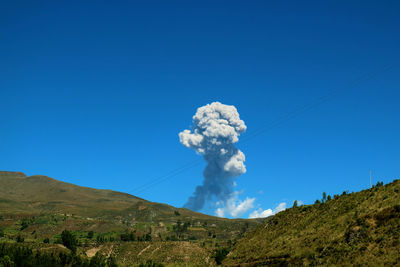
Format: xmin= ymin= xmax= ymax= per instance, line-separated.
xmin=249 ymin=202 xmax=287 ymax=219
xmin=214 ymin=191 xmax=255 ymax=218
xmin=179 ymin=102 xmax=247 ymax=211
xmin=249 ymin=208 xmax=273 ymax=218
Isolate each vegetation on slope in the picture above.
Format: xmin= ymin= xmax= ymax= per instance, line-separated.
xmin=224 ymin=179 xmax=400 ymax=266
xmin=0 ymin=171 xmax=258 ymax=266
xmin=0 ymin=242 xmax=116 ymax=267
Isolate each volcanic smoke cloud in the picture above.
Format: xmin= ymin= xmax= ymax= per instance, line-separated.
xmin=179 ymin=102 xmax=247 ymax=211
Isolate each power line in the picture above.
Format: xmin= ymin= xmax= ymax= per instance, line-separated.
xmin=241 ymin=64 xmax=394 ymax=142
xmin=128 ymin=64 xmax=395 ymax=196
xmin=129 ymin=160 xmax=202 ymax=195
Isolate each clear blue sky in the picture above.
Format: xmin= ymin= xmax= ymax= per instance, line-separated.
xmin=1 ymin=1 xmax=399 ymax=218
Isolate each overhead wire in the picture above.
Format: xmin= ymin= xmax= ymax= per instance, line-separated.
xmin=128 ymin=64 xmax=395 ymax=196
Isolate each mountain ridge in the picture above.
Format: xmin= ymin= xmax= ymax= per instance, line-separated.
xmin=0 ymin=170 xmax=259 ymax=266
xmin=0 ymin=170 xmax=240 ymax=221
xmin=224 ymin=178 xmax=400 ymax=266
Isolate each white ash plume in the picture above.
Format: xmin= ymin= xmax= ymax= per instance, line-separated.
xmin=179 ymin=101 xmax=247 ymax=211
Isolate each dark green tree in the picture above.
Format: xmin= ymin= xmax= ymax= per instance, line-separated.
xmin=87 ymin=231 xmax=94 ymax=239
xmin=213 ymin=248 xmax=230 ymax=265
xmin=16 ymin=235 xmax=24 ymax=243
xmin=61 ymin=230 xmax=78 ymax=253
xmin=139 ymin=260 xmax=164 ymax=267
xmin=89 ymin=252 xmax=106 ymax=267
xmin=0 ymin=255 xmax=14 ymax=267
xmin=20 ymin=219 xmax=29 ymax=230
xmin=145 ymin=233 xmax=152 ymax=241
xmin=293 ymin=200 xmax=298 ymax=208
xmin=108 ymin=255 xmax=118 ymax=267
xmin=322 ymin=192 xmax=327 ymax=203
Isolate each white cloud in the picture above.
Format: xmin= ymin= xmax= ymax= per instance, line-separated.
xmin=228 ymin=196 xmax=255 ymax=218
xmin=214 ymin=191 xmax=255 ymax=218
xmin=274 ymin=202 xmax=287 ymax=213
xmin=215 ymin=208 xmax=224 ymax=217
xmin=248 ymin=202 xmax=287 ymax=219
xmin=214 ymin=192 xmax=288 ymax=219
xmin=249 ymin=208 xmax=273 ymax=218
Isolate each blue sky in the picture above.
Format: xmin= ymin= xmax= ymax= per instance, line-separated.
xmin=1 ymin=1 xmax=399 ymax=218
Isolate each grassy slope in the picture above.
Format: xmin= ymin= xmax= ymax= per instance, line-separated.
xmin=0 ymin=170 xmax=250 ymax=221
xmin=0 ymin=171 xmax=258 ymax=266
xmin=224 ymin=179 xmax=400 ymax=266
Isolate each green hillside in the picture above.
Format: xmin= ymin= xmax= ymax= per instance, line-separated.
xmin=224 ymin=179 xmax=400 ymax=266
xmin=2 ymin=171 xmax=399 ymax=266
xmin=0 ymin=171 xmax=258 ymax=266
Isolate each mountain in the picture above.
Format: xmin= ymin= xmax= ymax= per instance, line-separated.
xmin=2 ymin=171 xmax=399 ymax=266
xmin=1 ymin=171 xmax=203 ymax=219
xmin=224 ymin=179 xmax=400 ymax=266
xmin=0 ymin=171 xmax=258 ymax=266
xmin=0 ymin=171 xmax=255 ymax=221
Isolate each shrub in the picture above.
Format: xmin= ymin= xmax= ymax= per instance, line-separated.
xmin=89 ymin=252 xmax=107 ymax=267
xmin=16 ymin=235 xmax=24 ymax=243
xmin=61 ymin=230 xmax=78 ymax=253
xmin=138 ymin=260 xmax=164 ymax=267
xmin=0 ymin=242 xmax=113 ymax=266
xmin=213 ymin=248 xmax=230 ymax=265
xmin=20 ymin=219 xmax=30 ymax=230
xmin=87 ymin=231 xmax=94 ymax=239
xmin=0 ymin=255 xmax=14 ymax=266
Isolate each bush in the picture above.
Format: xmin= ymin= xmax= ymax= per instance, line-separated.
xmin=0 ymin=242 xmax=114 ymax=267
xmin=88 ymin=252 xmax=107 ymax=267
xmin=87 ymin=231 xmax=94 ymax=239
xmin=0 ymin=255 xmax=14 ymax=266
xmin=43 ymin=237 xmax=50 ymax=244
xmin=213 ymin=248 xmax=230 ymax=265
xmin=61 ymin=230 xmax=78 ymax=253
xmin=107 ymin=255 xmax=118 ymax=267
xmin=20 ymin=219 xmax=30 ymax=231
xmin=138 ymin=260 xmax=164 ymax=267
xmin=16 ymin=235 xmax=24 ymax=243
xmin=120 ymin=232 xmax=135 ymax=242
